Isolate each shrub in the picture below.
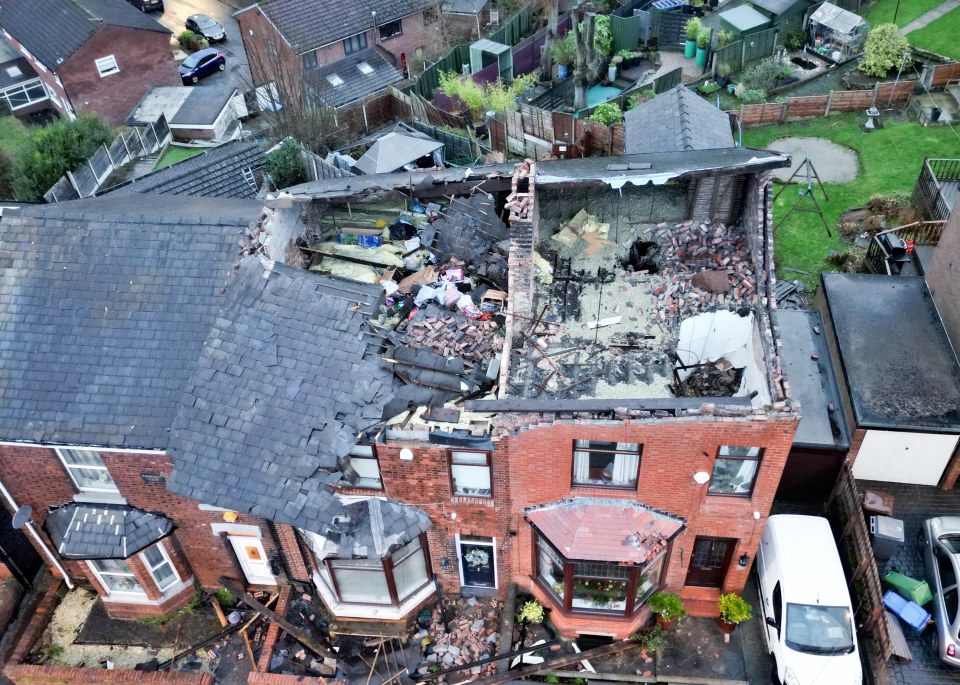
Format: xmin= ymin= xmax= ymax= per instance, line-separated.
xmin=439 ymin=71 xmax=535 ymax=121
xmin=740 ymin=88 xmax=767 ymax=103
xmin=179 ymin=30 xmax=196 ymax=49
xmin=552 ymin=33 xmax=576 ymax=66
xmin=12 ymin=115 xmax=112 ymax=202
xmin=634 ymin=625 xmax=667 ymax=653
xmin=741 ymin=57 xmax=790 ymax=91
xmin=716 ymin=62 xmax=733 ymax=78
xmin=212 ymin=587 xmax=237 ymax=607
xmin=697 ymin=27 xmax=711 ymax=49
xmin=188 ymin=35 xmax=209 ymax=52
xmin=858 ymin=23 xmax=910 ymax=77
xmin=518 ymin=600 xmax=544 ymax=623
xmin=589 ymin=102 xmax=622 ymax=126
xmin=716 ymin=29 xmax=735 ymax=48
xmin=685 ymin=17 xmax=703 ymax=41
xmin=0 ymin=150 xmax=13 ymax=201
xmin=267 ymin=138 xmax=305 ymax=189
xmin=594 ymin=14 xmax=613 ymax=57
xmin=784 ymin=28 xmax=806 ymax=52
xmin=718 ymin=592 xmax=752 ymax=624
xmin=647 ymin=591 xmax=687 ymax=621
xmin=627 ymin=89 xmax=655 ymax=109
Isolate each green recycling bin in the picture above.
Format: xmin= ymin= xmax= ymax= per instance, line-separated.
xmin=883 ymin=571 xmax=933 ymax=606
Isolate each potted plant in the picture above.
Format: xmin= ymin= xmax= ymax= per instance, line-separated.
xmin=716 ymin=29 xmax=734 ymax=49
xmin=518 ymin=600 xmax=545 ymax=625
xmin=618 ymin=48 xmax=635 ymax=68
xmin=717 ymin=592 xmax=752 ymax=641
xmin=552 ymin=33 xmax=575 ymax=79
xmin=608 ymin=54 xmax=623 ymax=82
xmin=695 ymin=26 xmax=711 ymax=67
xmin=692 ymin=0 xmax=705 ymax=16
xmin=716 ymin=62 xmax=732 ymax=87
xmin=647 ymin=591 xmax=687 ymax=630
xmin=684 ymin=17 xmax=702 ymax=59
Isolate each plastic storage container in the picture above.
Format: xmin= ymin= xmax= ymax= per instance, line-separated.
xmin=883 ymin=589 xmax=931 ymax=633
xmin=884 ymin=571 xmax=933 ymax=606
xmin=870 ymin=515 xmax=904 ymax=562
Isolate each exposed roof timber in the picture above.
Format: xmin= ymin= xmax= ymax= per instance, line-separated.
xmin=463 ymin=397 xmax=752 ymax=413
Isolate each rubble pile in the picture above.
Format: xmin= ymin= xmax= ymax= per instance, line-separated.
xmin=677 ymin=362 xmax=744 ymax=397
xmin=414 ymin=597 xmax=502 ymax=681
xmin=651 ymin=220 xmax=758 ymax=328
xmin=406 ymin=310 xmax=504 ymax=362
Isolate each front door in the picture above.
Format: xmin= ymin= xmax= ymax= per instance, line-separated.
xmin=685 ymin=536 xmax=736 ymax=587
xmin=458 ymin=536 xmax=497 ymax=589
xmin=228 ymin=535 xmax=276 ymax=586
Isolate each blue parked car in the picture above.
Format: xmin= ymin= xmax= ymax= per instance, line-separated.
xmin=179 ymin=48 xmax=225 ymax=85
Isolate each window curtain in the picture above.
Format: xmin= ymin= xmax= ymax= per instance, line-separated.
xmin=573 ymin=440 xmax=590 ymax=482
xmin=612 ymin=442 xmax=639 ymax=485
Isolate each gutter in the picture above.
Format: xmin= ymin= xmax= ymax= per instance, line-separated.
xmin=0 ymin=478 xmax=74 ymax=589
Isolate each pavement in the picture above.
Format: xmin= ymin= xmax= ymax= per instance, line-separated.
xmin=765 ymin=136 xmax=859 ymax=184
xmin=153 ymin=0 xmax=252 ymax=93
xmin=901 ymin=0 xmax=960 ymax=35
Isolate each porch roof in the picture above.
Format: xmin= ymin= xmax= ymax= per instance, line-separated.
xmin=45 ymin=503 xmax=173 ymax=560
xmin=525 ymin=497 xmax=684 ymax=564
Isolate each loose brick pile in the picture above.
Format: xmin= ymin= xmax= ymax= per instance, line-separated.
xmin=414 ymin=597 xmax=502 ymax=681
xmin=406 ymin=316 xmax=504 ymax=363
xmin=649 ymin=220 xmax=758 ymax=327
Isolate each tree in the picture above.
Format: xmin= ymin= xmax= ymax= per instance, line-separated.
xmin=572 ymin=8 xmax=601 ymax=111
xmin=0 ymin=151 xmax=13 ymax=201
xmin=538 ymin=0 xmax=560 ymax=82
xmin=267 ymin=138 xmax=306 ymax=189
xmin=858 ymin=23 xmax=911 ymax=77
xmin=12 ymin=115 xmax=112 ymax=202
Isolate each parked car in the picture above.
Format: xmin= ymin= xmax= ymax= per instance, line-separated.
xmin=757 ymin=515 xmax=862 ymax=685
xmin=185 ymin=15 xmax=226 ymax=42
xmin=922 ymin=516 xmax=960 ymax=666
xmin=127 ymin=0 xmax=162 ymax=11
xmin=179 ymin=49 xmax=226 ymax=85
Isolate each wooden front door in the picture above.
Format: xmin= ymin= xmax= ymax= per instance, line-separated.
xmin=228 ymin=535 xmax=276 ymax=586
xmin=685 ymin=536 xmax=736 ymax=587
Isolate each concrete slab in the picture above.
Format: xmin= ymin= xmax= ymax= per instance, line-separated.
xmin=766 ymin=136 xmax=859 ymax=183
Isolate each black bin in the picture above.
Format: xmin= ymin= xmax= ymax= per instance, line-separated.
xmin=870 ymin=515 xmax=904 ymax=562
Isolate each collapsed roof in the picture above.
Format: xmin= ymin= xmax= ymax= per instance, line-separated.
xmin=304 ymin=498 xmax=432 ymax=560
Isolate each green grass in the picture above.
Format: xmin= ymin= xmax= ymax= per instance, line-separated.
xmin=0 ymin=116 xmax=30 ymax=156
xmin=908 ymin=7 xmax=960 ymax=59
xmin=742 ymin=113 xmax=960 ymax=291
xmin=154 ymin=145 xmax=205 ymax=170
xmin=861 ymin=0 xmax=943 ymax=27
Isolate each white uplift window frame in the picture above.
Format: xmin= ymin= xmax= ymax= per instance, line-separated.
xmin=54 ymin=448 xmax=120 ymax=494
xmin=95 ymin=55 xmax=120 ymax=77
xmin=87 ymin=558 xmax=146 ymax=598
xmin=140 ymin=541 xmax=180 ymax=592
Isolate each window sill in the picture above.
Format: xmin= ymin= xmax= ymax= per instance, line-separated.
xmin=102 ymin=575 xmax=194 ymax=605
xmin=452 ymin=495 xmax=495 ymax=506
xmin=313 ymin=571 xmax=436 ymax=620
xmin=74 ymin=492 xmax=127 ymax=505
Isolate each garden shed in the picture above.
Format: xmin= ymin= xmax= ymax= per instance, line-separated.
xmin=469 ymin=39 xmax=513 ymax=81
xmin=807 ymin=2 xmax=869 ymax=61
xmin=750 ymin=0 xmax=816 ymax=29
xmin=718 ymin=5 xmax=772 ymax=40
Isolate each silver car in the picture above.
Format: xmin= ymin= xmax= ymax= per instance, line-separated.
xmin=922 ymin=516 xmax=960 ymax=666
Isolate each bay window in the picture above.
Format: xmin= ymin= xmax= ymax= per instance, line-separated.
xmin=709 ymin=446 xmax=762 ymax=496
xmin=89 ymin=559 xmax=144 ymax=595
xmin=536 ymin=534 xmax=667 ymax=616
xmin=140 ymin=543 xmax=179 ymax=592
xmin=325 ymin=535 xmax=432 ymax=606
xmin=572 ymin=441 xmax=640 ymax=488
xmin=449 ymin=450 xmax=492 ymax=497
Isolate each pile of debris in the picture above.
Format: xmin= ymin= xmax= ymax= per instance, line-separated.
xmin=414 ymin=596 xmax=502 ymax=681
xmin=676 ymin=362 xmax=744 ymax=397
xmin=551 ymin=209 xmax=611 ymax=256
xmin=650 ymin=220 xmax=757 ymax=328
xmin=406 ymin=309 xmax=504 ymax=363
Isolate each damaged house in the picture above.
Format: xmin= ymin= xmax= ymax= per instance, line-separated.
xmin=0 ymin=146 xmax=796 ymax=643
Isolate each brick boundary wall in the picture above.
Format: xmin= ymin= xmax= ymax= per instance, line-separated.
xmin=256 ymin=585 xmax=292 ymax=673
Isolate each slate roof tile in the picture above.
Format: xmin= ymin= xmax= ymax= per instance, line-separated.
xmin=45 ymin=503 xmax=173 ymax=560
xmin=623 ymin=85 xmax=734 ymax=154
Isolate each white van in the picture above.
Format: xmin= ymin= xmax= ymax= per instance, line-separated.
xmin=757 ymin=515 xmax=862 ymax=685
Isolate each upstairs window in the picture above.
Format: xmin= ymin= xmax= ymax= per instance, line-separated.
xmin=709 ymin=446 xmax=762 ymax=496
xmin=347 ymin=444 xmax=382 ymax=489
xmin=95 ymin=55 xmax=119 ymax=77
xmin=302 ymin=50 xmax=318 ymax=69
xmin=378 ymin=20 xmax=402 ymax=40
xmin=56 ymin=449 xmax=119 ymax=494
xmin=572 ymin=441 xmax=640 ymax=489
xmin=343 ymin=32 xmax=368 ymax=55
xmin=449 ymin=450 xmax=492 ymax=497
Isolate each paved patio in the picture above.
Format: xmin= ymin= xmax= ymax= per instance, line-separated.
xmin=857 ymin=479 xmax=960 ymax=685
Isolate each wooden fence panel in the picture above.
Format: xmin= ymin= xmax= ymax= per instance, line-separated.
xmin=611 ymin=123 xmax=625 ymax=155
xmin=714 ymin=40 xmax=743 ymax=73
xmin=784 ymin=95 xmax=829 ymax=120
xmin=930 ymin=62 xmax=960 ymax=89
xmin=828 ymin=89 xmax=874 ymax=112
xmin=874 ymin=80 xmax=918 ymax=104
xmin=488 ymin=118 xmax=507 ymax=155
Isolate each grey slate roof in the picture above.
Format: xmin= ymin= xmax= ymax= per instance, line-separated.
xmin=442 ymin=0 xmax=488 ymax=15
xmin=0 ymin=57 xmax=37 ymax=90
xmin=313 ymin=49 xmax=402 ymax=108
xmin=260 ymin=0 xmax=433 ymax=54
xmin=0 ymin=194 xmax=259 ymax=448
xmin=170 ymin=86 xmax=238 ymax=126
xmin=312 ymin=498 xmax=432 ymax=560
xmin=623 ymin=85 xmax=735 ymax=154
xmin=0 ymin=0 xmax=169 ymax=71
xmin=750 ymin=0 xmax=813 ymax=16
xmin=821 ymin=273 xmax=960 ymax=432
xmin=166 ymin=258 xmax=397 ymax=533
xmin=46 ymin=503 xmax=173 ymax=560
xmin=103 ymin=141 xmax=266 ymax=200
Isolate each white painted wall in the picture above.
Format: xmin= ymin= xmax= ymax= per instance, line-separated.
xmin=852 ymin=430 xmax=959 ymax=485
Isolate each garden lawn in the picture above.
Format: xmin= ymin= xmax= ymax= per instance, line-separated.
xmin=0 ymin=116 xmax=30 ymax=156
xmin=154 ymin=145 xmax=204 ymax=170
xmin=908 ymin=7 xmax=960 ymax=60
xmin=862 ymin=0 xmax=943 ymax=28
xmin=741 ymin=113 xmax=960 ymax=291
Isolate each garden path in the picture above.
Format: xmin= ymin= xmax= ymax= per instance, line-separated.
xmin=900 ymin=0 xmax=960 ymax=35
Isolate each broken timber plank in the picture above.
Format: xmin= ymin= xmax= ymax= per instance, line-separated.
xmin=587 ymin=316 xmax=622 ymax=329
xmin=221 ymin=578 xmax=337 ymax=660
xmin=436 ymin=639 xmax=640 ymax=685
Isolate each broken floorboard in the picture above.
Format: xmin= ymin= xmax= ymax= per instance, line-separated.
xmin=221 ymin=578 xmax=337 ymax=660
xmin=442 ymin=638 xmax=641 ymax=685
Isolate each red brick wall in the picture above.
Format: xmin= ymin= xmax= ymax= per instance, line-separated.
xmin=57 ymin=25 xmax=180 ymax=126
xmin=236 ymin=7 xmax=304 ymax=89
xmin=0 ymin=444 xmax=276 ymax=600
xmin=0 ymin=31 xmax=74 ymax=117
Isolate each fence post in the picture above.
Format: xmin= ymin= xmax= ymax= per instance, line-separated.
xmin=102 ymin=143 xmax=115 ymax=169
xmin=824 ymin=90 xmax=833 ymax=115
xmin=780 ymin=100 xmax=788 ymax=123
xmin=66 ymin=170 xmax=81 ymax=197
xmin=738 ymin=102 xmax=744 ymax=125
xmin=362 ymin=97 xmax=369 ymax=134
xmin=871 ymin=82 xmax=879 ymax=106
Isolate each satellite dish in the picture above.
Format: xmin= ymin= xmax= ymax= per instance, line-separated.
xmin=11 ymin=505 xmax=32 ymax=529
xmin=692 ymin=471 xmax=711 ymax=485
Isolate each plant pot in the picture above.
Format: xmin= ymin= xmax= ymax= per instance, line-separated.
xmin=716 ymin=618 xmax=737 ymax=634
xmin=695 ymin=46 xmax=708 ymax=66
xmin=684 ymin=39 xmax=697 ymax=58
xmin=608 ymin=65 xmax=618 ymax=81
xmin=716 ymin=75 xmax=728 ymax=87
xmin=557 ymin=63 xmax=569 ymax=79
xmin=655 ymin=615 xmax=678 ymax=631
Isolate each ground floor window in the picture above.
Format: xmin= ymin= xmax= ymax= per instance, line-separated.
xmin=88 ymin=559 xmax=145 ymax=595
xmin=324 ymin=534 xmax=432 ymax=606
xmin=535 ymin=533 xmax=667 ymax=616
xmin=0 ymin=79 xmax=47 ymax=111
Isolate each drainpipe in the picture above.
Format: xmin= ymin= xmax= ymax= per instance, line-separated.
xmin=0 ymin=477 xmax=74 ymax=589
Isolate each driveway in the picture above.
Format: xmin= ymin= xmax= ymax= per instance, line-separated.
xmin=858 ymin=479 xmax=960 ymax=685
xmin=154 ymin=0 xmax=251 ymax=92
